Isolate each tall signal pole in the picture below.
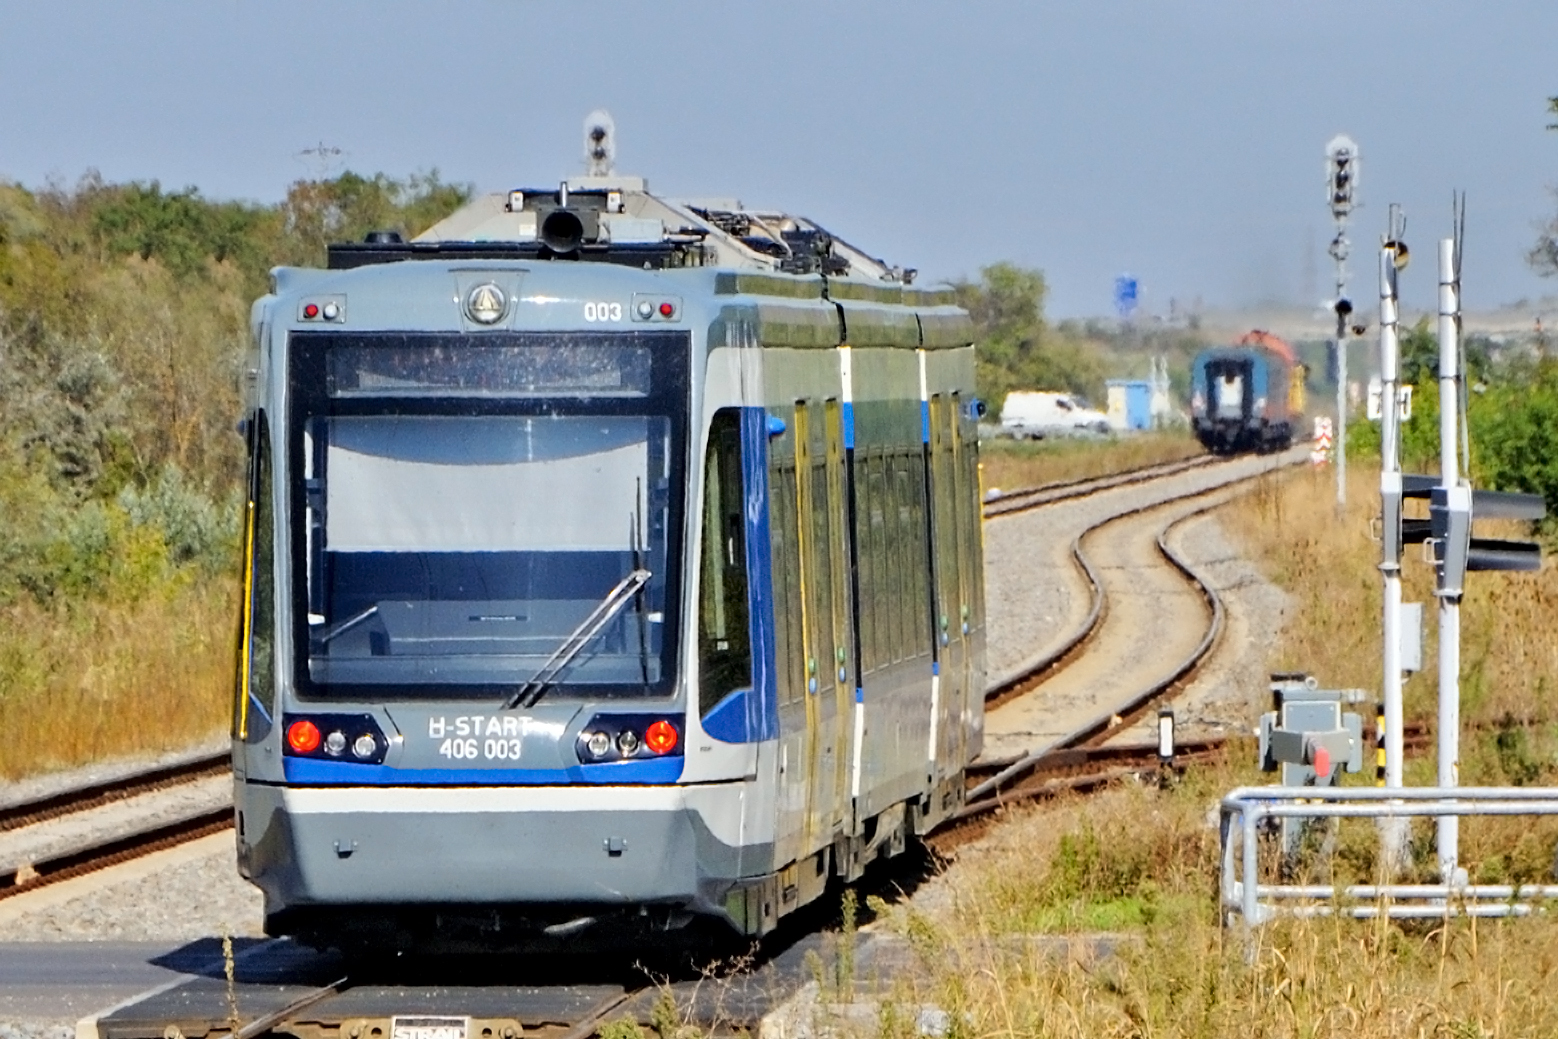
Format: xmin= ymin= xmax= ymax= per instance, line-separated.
xmin=1326 ymin=135 xmax=1359 ymax=511
xmin=1378 ymin=205 xmax=1410 ymax=870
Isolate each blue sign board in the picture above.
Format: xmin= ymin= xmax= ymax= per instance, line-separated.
xmin=1113 ymin=275 xmax=1139 ymax=319
xmin=1113 ymin=275 xmax=1139 ymax=318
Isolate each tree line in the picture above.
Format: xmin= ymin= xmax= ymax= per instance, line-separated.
xmin=0 ymin=171 xmax=471 ymax=605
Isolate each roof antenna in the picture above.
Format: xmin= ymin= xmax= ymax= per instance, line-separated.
xmin=583 ymin=109 xmax=615 ymax=177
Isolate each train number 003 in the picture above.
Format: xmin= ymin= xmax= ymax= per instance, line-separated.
xmin=583 ymin=301 xmax=623 ymax=322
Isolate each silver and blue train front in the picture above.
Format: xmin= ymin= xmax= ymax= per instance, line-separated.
xmin=233 ymin=263 xmax=759 ymax=951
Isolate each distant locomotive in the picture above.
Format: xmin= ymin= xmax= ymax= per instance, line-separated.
xmin=231 ymin=128 xmax=986 ymax=954
xmin=1189 ymin=330 xmax=1305 ymax=454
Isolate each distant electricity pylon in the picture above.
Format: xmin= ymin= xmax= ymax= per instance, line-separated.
xmin=297 ymin=141 xmax=347 ymax=179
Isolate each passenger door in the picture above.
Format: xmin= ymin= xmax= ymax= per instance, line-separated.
xmin=793 ymin=402 xmax=842 ymax=852
xmin=929 ymin=394 xmax=965 ymax=775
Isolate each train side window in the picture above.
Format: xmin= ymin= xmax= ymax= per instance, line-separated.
xmin=854 ymin=452 xmax=873 ymax=673
xmin=867 ymin=460 xmax=889 ymax=670
xmin=892 ymin=461 xmax=912 ymax=662
xmin=903 ymin=454 xmax=922 ymax=657
xmin=773 ymin=465 xmax=804 ymax=706
xmin=698 ymin=410 xmax=752 ymax=716
xmin=237 ymin=411 xmax=276 ymax=742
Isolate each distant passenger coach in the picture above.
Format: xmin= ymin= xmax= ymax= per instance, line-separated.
xmin=231 ymin=151 xmax=987 ymax=953
xmin=1189 ymin=330 xmax=1304 ymax=454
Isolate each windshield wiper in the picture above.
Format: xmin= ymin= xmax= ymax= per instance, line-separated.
xmin=317 ymin=604 xmax=379 ymax=645
xmin=503 ymin=568 xmax=652 ymax=709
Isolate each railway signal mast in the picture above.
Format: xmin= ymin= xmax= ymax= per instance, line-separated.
xmin=1418 ymin=217 xmax=1543 ymax=883
xmin=1375 ymin=206 xmax=1409 ymax=866
xmin=1376 ymin=207 xmax=1545 ymax=878
xmin=1326 ymin=135 xmax=1359 ymax=510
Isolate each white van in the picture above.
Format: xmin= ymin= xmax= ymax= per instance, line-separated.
xmin=999 ymin=391 xmax=1111 ymax=439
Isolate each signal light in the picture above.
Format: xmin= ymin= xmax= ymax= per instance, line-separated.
xmin=645 ymin=719 xmax=678 ymax=755
xmin=303 ymin=303 xmax=320 ymax=320
xmin=658 ymin=302 xmax=674 ymax=317
xmin=287 ymin=720 xmax=321 ymax=754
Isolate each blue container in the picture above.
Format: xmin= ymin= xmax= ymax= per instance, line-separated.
xmin=1106 ymin=379 xmax=1153 ymax=430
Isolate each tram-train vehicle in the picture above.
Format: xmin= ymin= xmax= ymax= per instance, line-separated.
xmin=231 ymin=143 xmax=987 ymax=952
xmin=1189 ymin=330 xmax=1305 ymax=454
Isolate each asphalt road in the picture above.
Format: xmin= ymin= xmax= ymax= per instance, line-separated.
xmin=0 ymin=938 xmax=274 ymax=1027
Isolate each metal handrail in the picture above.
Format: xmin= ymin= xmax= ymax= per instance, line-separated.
xmin=1220 ymin=785 xmax=1558 ymax=926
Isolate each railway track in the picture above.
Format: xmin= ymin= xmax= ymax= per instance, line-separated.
xmin=980 ymin=451 xmax=1218 ymax=519
xmin=959 ymin=448 xmax=1306 ymax=823
xmin=0 ymin=749 xmax=230 ymax=901
xmin=0 ymin=749 xmax=228 ymax=833
xmin=952 ymin=443 xmax=1450 ymax=831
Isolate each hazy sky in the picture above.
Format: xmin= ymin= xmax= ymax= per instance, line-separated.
xmin=3 ymin=2 xmax=1557 ymax=317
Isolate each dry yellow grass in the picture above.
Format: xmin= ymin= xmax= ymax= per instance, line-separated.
xmin=879 ymin=771 xmax=1558 ymax=1038
xmin=864 ymin=459 xmax=1558 ymax=1036
xmin=980 ymin=432 xmax=1204 ymax=494
xmin=1221 ymin=462 xmax=1558 ymax=766
xmin=0 ymin=577 xmax=234 ymax=779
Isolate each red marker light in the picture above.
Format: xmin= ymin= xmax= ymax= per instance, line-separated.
xmin=645 ymin=719 xmax=679 ymax=755
xmin=303 ymin=303 xmax=320 ymax=320
xmin=658 ymin=302 xmax=674 ymax=317
xmin=287 ymin=719 xmax=321 ymax=754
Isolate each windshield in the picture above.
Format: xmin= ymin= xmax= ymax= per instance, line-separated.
xmin=288 ymin=331 xmax=687 ymax=699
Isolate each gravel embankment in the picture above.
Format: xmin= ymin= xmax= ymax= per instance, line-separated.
xmin=0 ymin=833 xmax=264 ymax=942
xmin=0 ymin=739 xmax=263 ymax=943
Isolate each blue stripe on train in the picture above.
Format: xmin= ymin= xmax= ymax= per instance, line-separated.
xmin=282 ymin=754 xmax=685 ymax=786
xmin=701 ymin=408 xmax=780 ymax=745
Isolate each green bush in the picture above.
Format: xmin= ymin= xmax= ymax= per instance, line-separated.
xmin=118 ymin=466 xmax=238 ymax=571
xmin=1347 ymin=322 xmax=1558 ymax=534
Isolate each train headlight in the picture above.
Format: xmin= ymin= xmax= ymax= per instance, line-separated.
xmin=616 ymin=729 xmax=641 ymax=756
xmin=645 ymin=720 xmax=679 ymax=755
xmin=287 ymin=720 xmax=321 ymax=754
xmin=1254 ymin=396 xmax=1267 ymax=416
xmin=323 ymin=730 xmax=347 ymax=757
xmin=352 ymin=734 xmax=378 ymax=760
xmin=585 ymin=732 xmax=612 ymax=759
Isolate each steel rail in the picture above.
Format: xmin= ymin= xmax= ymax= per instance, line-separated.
xmin=0 ymin=749 xmax=229 ymax=833
xmin=981 ymin=453 xmax=1218 ymax=519
xmin=0 ymin=804 xmax=233 ymax=901
xmin=232 ymin=977 xmax=353 ymax=1039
